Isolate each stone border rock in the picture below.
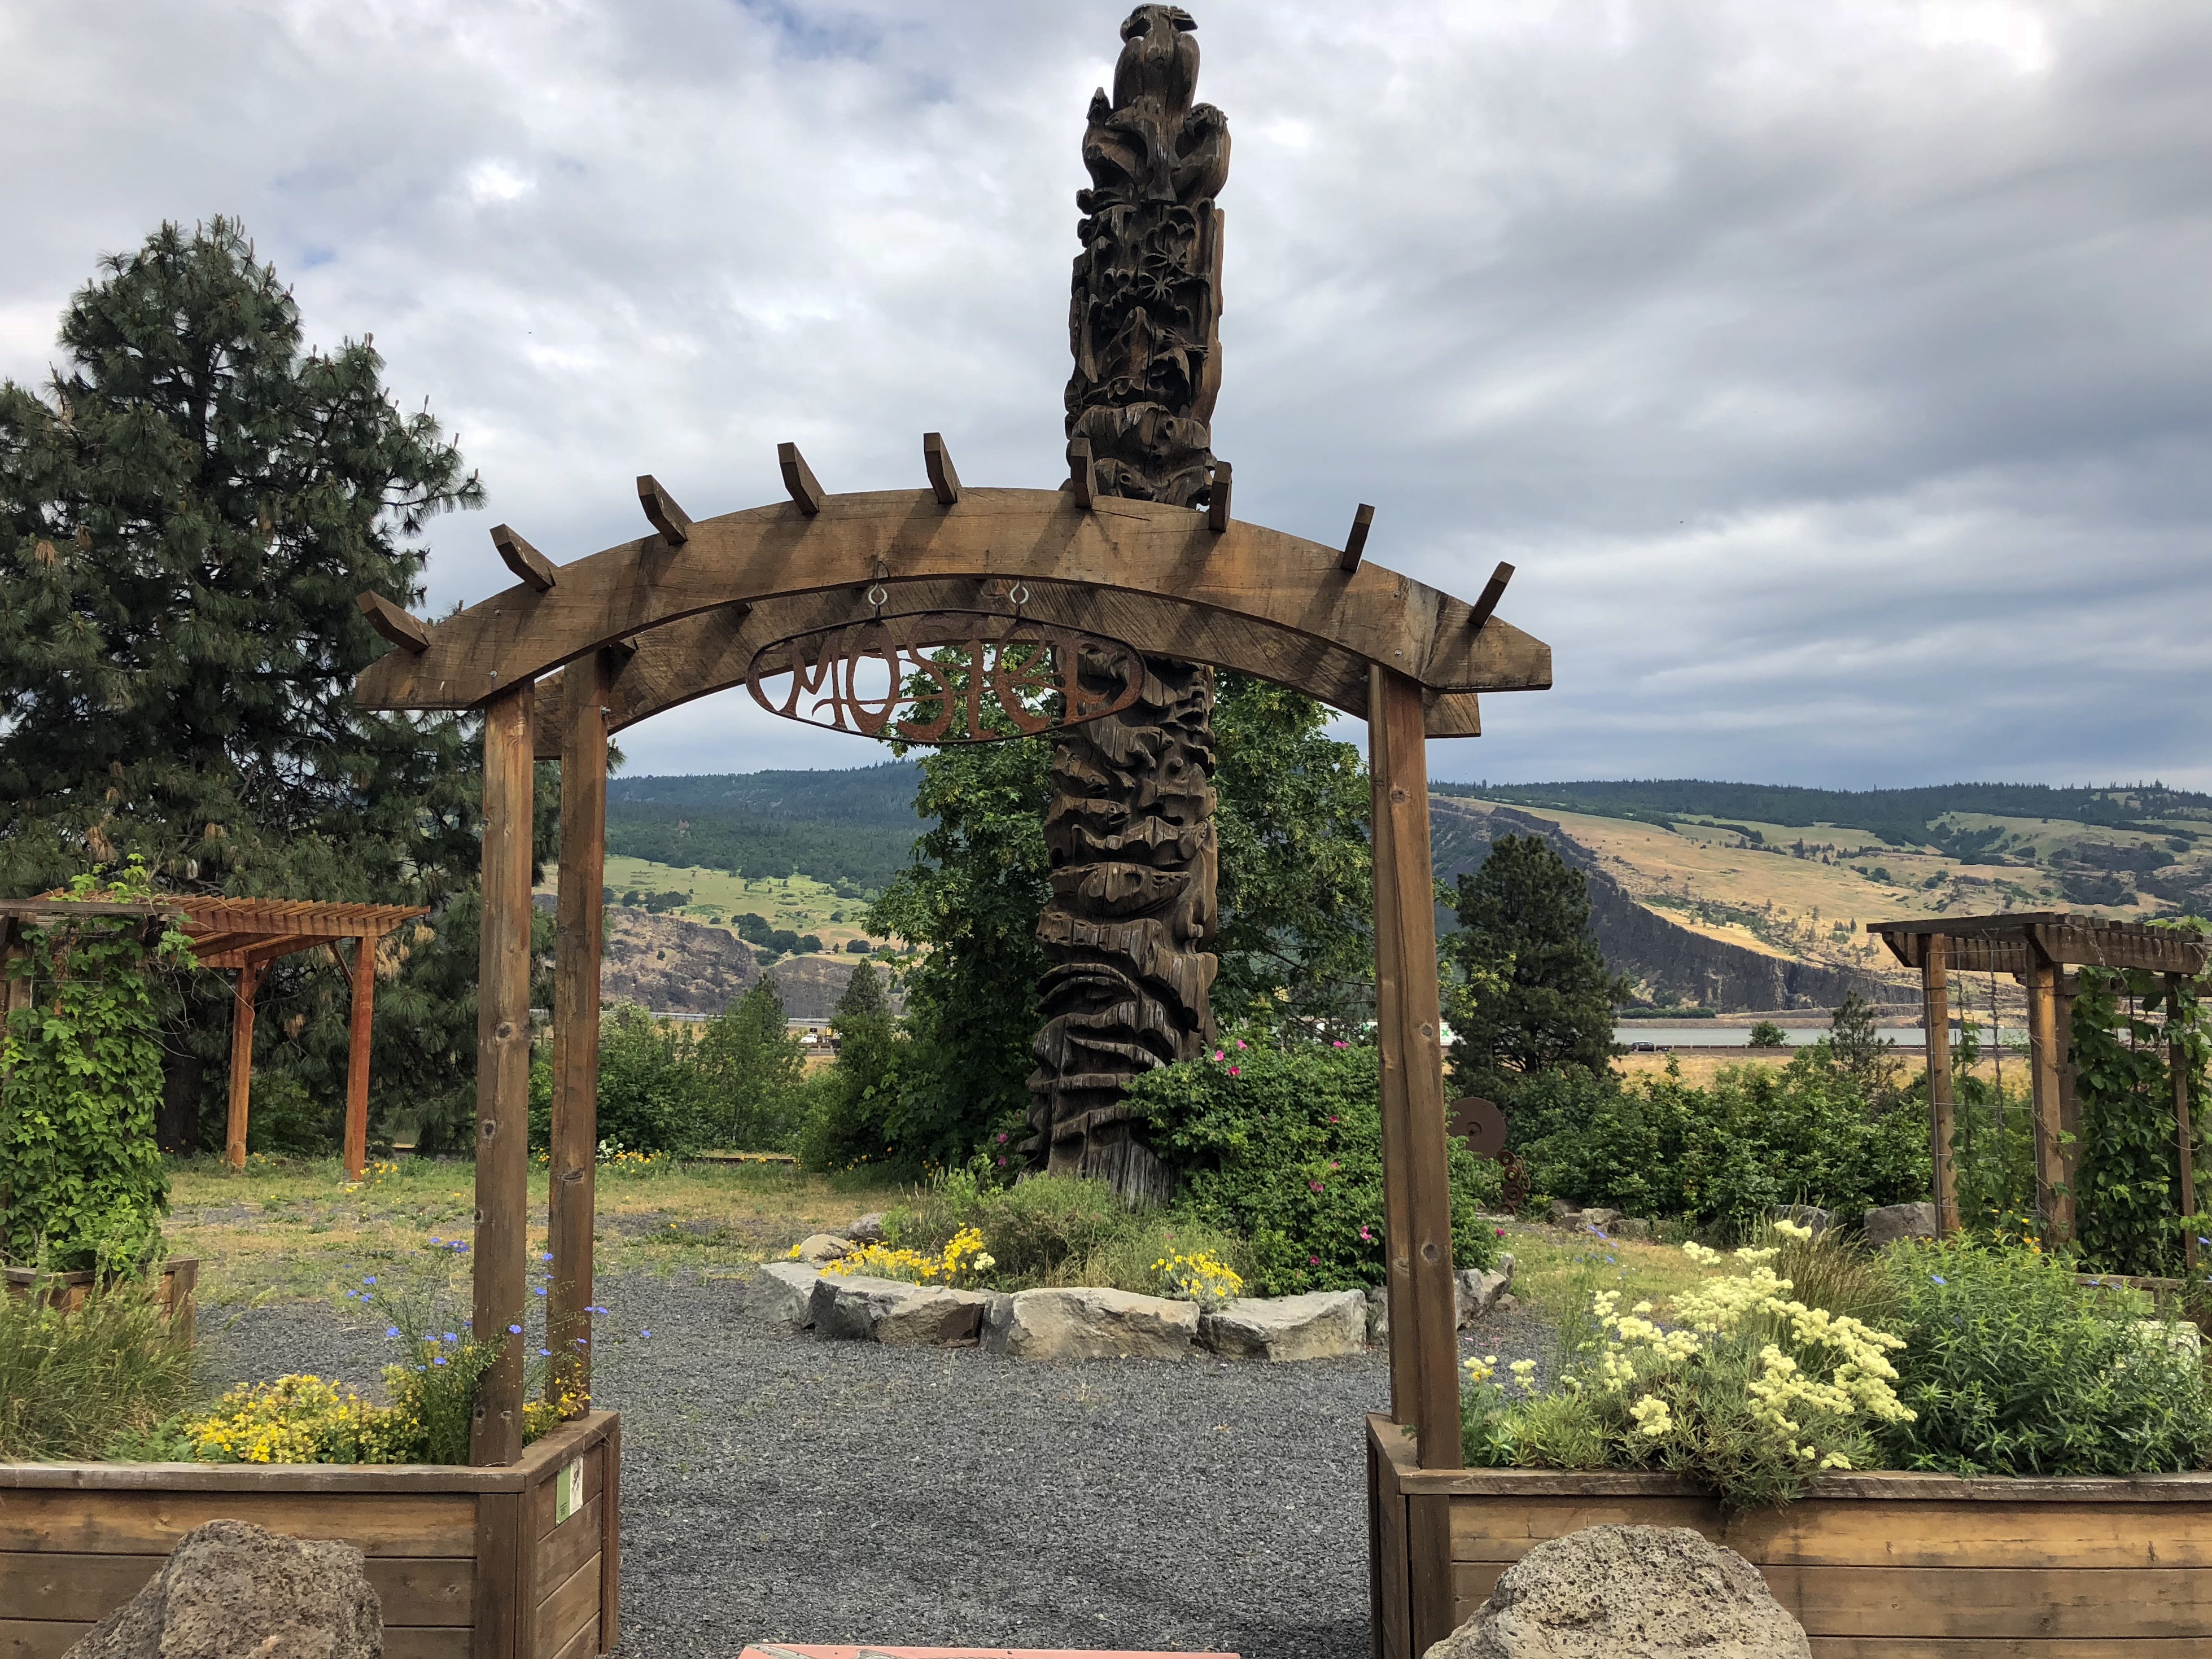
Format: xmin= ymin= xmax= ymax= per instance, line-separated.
xmin=750 ymin=1251 xmax=1516 ymax=1364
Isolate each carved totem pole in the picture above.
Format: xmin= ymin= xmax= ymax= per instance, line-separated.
xmin=1026 ymin=5 xmax=1230 ymax=1204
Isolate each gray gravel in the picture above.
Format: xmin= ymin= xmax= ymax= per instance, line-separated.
xmin=201 ymin=1276 xmax=1550 ymax=1659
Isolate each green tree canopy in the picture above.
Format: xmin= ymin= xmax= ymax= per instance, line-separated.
xmin=698 ymin=977 xmax=805 ymax=1152
xmin=1444 ymin=833 xmax=1624 ymax=1093
xmin=0 ymin=217 xmax=482 ymax=901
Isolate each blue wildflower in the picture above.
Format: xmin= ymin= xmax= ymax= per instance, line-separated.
xmin=385 ymin=1325 xmax=400 ymax=1338
xmin=509 ymin=1324 xmax=523 ymax=1334
xmin=1931 ymin=1273 xmax=1947 ymax=1285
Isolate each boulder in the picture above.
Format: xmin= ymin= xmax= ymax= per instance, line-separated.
xmin=1365 ymin=1284 xmax=1389 ymax=1342
xmin=981 ymin=1286 xmax=1199 ymax=1362
xmin=750 ymin=1261 xmax=820 ymax=1329
xmin=1201 ymin=1290 xmax=1368 ymax=1360
xmin=1576 ymin=1207 xmax=1624 ymax=1232
xmin=789 ymin=1232 xmax=851 ymax=1266
xmin=842 ymin=1212 xmax=887 ymax=1244
xmin=1455 ymin=1254 xmax=1516 ymax=1327
xmin=1772 ymin=1205 xmax=1833 ymax=1236
xmin=807 ymin=1274 xmax=988 ymax=1346
xmin=65 ymin=1518 xmax=381 ymax=1659
xmin=1428 ymin=1523 xmax=1810 ymax=1659
xmin=1610 ymin=1218 xmax=1654 ymax=1240
xmin=1863 ymin=1202 xmax=1937 ymax=1250
xmin=1547 ymin=1200 xmax=1581 ymax=1225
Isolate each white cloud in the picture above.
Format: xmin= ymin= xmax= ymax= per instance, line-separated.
xmin=5 ymin=0 xmax=2209 ymax=789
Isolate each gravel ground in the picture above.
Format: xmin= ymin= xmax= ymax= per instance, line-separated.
xmin=202 ymin=1276 xmax=1551 ymax=1659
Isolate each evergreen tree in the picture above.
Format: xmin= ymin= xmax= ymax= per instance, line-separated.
xmin=698 ymin=977 xmax=805 ymax=1151
xmin=1444 ymin=833 xmax=1625 ymax=1093
xmin=0 ymin=218 xmax=489 ymax=1149
xmin=797 ymin=959 xmax=907 ymax=1172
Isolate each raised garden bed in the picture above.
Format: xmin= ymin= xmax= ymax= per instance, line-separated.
xmin=0 ymin=1409 xmax=618 ymax=1659
xmin=1367 ymin=1413 xmax=2212 ymax=1657
xmin=2 ymin=1259 xmax=197 ymax=1345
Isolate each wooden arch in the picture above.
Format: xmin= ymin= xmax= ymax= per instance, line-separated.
xmin=353 ymin=447 xmax=1549 ymax=1653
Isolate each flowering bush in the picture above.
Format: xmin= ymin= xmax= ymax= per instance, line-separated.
xmin=1126 ymin=1030 xmax=1500 ymax=1294
xmin=1152 ymin=1250 xmax=1244 ymax=1308
xmin=184 ymin=1375 xmax=422 ymax=1465
xmin=817 ymin=1225 xmax=995 ymax=1285
xmin=1464 ymin=1222 xmax=1914 ymax=1511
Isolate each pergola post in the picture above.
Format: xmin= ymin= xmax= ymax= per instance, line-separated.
xmin=550 ymin=651 xmax=611 ymax=1413
xmin=1367 ymin=664 xmax=1461 ymax=1659
xmin=471 ymin=684 xmax=536 ymax=1467
xmin=341 ymin=931 xmax=378 ymax=1183
xmin=224 ymin=961 xmax=264 ymax=1172
xmin=2027 ymin=946 xmax=2073 ymax=1244
xmin=2171 ymin=971 xmax=2198 ymax=1276
xmin=1921 ymin=934 xmax=1957 ymax=1234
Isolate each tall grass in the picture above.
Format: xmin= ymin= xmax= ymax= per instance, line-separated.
xmin=0 ymin=1272 xmax=199 ymax=1460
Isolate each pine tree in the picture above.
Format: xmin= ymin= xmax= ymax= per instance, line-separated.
xmin=1444 ymin=834 xmax=1625 ymax=1092
xmin=0 ymin=217 xmax=482 ymax=900
xmin=0 ymin=218 xmax=489 ymax=1152
xmin=698 ymin=977 xmax=804 ymax=1151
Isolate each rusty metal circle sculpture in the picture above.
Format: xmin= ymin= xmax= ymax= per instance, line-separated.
xmin=744 ymin=609 xmax=1146 ymax=746
xmin=1446 ymin=1096 xmax=1507 ymax=1161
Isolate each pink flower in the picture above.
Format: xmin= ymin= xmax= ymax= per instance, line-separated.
xmin=1308 ymin=1255 xmax=1321 ymax=1267
xmin=1332 ymin=1040 xmax=1348 ymax=1049
xmin=1213 ymin=1050 xmax=1224 ymax=1061
xmin=1227 ymin=1066 xmax=1240 ymax=1076
xmin=1235 ymin=1039 xmax=1247 ymax=1050
xmin=1309 ymin=1180 xmax=1324 ymax=1193
xmin=1358 ymin=1227 xmax=1373 ymax=1242
xmin=1494 ymin=1227 xmax=1506 ymax=1237
xmin=1329 ymin=1115 xmax=1340 ymax=1124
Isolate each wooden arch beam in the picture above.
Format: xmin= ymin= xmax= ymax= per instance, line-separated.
xmin=526 ymin=582 xmax=1488 ymax=757
xmin=355 ymin=487 xmax=1549 ymax=717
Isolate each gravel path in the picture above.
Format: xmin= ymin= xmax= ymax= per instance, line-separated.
xmin=202 ymin=1276 xmax=1551 ymax=1659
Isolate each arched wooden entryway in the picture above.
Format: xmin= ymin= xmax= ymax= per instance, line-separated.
xmin=352 ymin=437 xmax=1551 ymax=1653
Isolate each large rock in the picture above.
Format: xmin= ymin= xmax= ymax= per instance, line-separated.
xmin=1201 ymin=1291 xmax=1367 ymax=1360
xmin=842 ymin=1212 xmax=887 ymax=1244
xmin=66 ymin=1518 xmax=381 ymax=1659
xmin=807 ymin=1273 xmax=988 ymax=1346
xmin=1772 ymin=1205 xmax=1833 ymax=1236
xmin=788 ymin=1232 xmax=851 ymax=1266
xmin=1863 ymin=1201 xmax=1937 ymax=1250
xmin=750 ymin=1261 xmax=820 ymax=1329
xmin=1430 ymin=1524 xmax=1809 ymax=1659
xmin=1456 ymin=1255 xmax=1516 ymax=1327
xmin=981 ymin=1287 xmax=1199 ymax=1362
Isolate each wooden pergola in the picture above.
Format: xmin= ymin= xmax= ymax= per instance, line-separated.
xmin=1 ymin=896 xmax=424 ymax=1183
xmin=1869 ymin=912 xmax=2209 ymax=1262
xmin=349 ymin=437 xmax=1551 ymax=1659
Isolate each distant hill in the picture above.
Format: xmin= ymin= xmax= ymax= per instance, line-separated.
xmin=605 ymin=763 xmax=921 ymax=895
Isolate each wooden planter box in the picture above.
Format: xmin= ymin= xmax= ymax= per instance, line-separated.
xmin=1369 ymin=1413 xmax=2212 ymax=1657
xmin=2 ymin=1259 xmax=197 ymax=1345
xmin=0 ymin=1410 xmax=618 ymax=1659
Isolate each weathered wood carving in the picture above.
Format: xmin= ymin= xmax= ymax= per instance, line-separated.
xmin=743 ymin=610 xmax=1146 ymax=744
xmin=1031 ymin=5 xmax=1230 ymax=1202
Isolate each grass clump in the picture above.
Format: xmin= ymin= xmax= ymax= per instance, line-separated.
xmin=1876 ymin=1237 xmax=2212 ymax=1477
xmin=0 ymin=1272 xmax=198 ymax=1461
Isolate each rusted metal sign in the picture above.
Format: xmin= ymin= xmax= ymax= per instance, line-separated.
xmin=744 ymin=608 xmax=1146 ymax=745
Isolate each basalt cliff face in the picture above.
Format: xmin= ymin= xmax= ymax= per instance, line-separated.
xmin=1430 ymin=801 xmax=1897 ymax=1013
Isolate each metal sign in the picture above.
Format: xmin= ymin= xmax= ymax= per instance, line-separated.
xmin=744 ymin=607 xmax=1146 ymax=745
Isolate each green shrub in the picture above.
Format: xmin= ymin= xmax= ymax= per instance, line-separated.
xmin=1876 ymin=1238 xmax=2212 ymax=1477
xmin=1512 ymin=1049 xmax=1929 ymax=1231
xmin=1 ymin=861 xmax=184 ymax=1271
xmin=592 ymin=1004 xmax=712 ymax=1156
xmin=1127 ymin=1032 xmax=1500 ymax=1295
xmin=0 ymin=1272 xmax=198 ymax=1460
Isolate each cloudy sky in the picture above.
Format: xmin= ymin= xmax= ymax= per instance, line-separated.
xmin=6 ymin=0 xmax=2209 ymax=789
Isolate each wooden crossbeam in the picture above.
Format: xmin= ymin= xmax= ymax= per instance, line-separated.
xmin=492 ymin=524 xmax=557 ymax=592
xmin=778 ymin=443 xmax=825 ymax=516
xmin=1870 ymin=913 xmax=2207 ymax=975
xmin=636 ymin=475 xmax=692 ymax=546
xmin=1067 ymin=436 xmax=1095 ymax=508
xmin=1207 ymin=461 xmax=1232 ymax=533
xmin=356 ymin=592 xmax=430 ymax=654
xmin=1468 ymin=562 xmax=1515 ymax=632
xmin=923 ymin=432 xmax=960 ymax=505
xmin=1341 ymin=504 xmax=1374 ymax=573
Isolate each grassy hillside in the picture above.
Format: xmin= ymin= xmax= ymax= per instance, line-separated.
xmin=604 ymin=762 xmax=921 ymax=895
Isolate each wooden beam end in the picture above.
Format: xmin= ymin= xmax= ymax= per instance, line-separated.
xmin=1468 ymin=561 xmax=1516 ymax=631
xmin=355 ymin=591 xmax=431 ymax=654
xmin=635 ymin=475 xmax=692 ymax=546
xmin=1207 ymin=459 xmax=1232 ymax=533
xmin=923 ymin=432 xmax=960 ymax=506
xmin=1340 ymin=503 xmax=1375 ymax=573
xmin=490 ymin=524 xmax=557 ymax=592
xmin=1066 ymin=436 xmax=1095 ymax=509
xmin=778 ymin=442 xmax=825 ymax=515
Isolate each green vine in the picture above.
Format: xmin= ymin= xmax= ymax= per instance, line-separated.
xmin=2071 ymin=938 xmax=2210 ymax=1279
xmin=1 ymin=859 xmax=193 ymax=1273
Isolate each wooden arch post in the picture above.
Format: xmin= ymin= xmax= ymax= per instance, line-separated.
xmin=472 ymin=685 xmax=536 ymax=1468
xmin=1369 ymin=664 xmax=1463 ymax=1658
